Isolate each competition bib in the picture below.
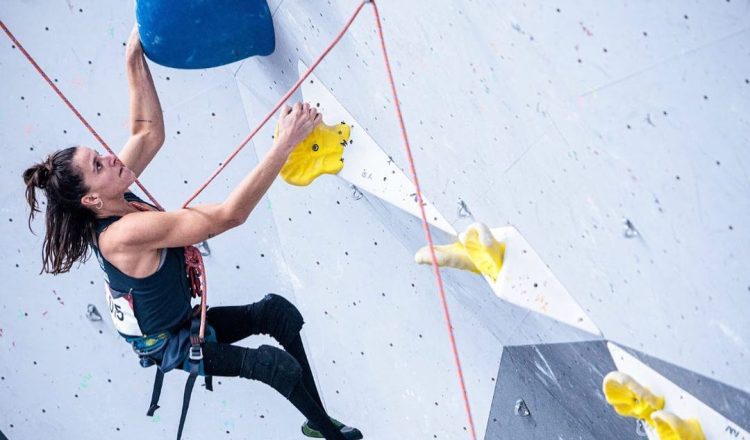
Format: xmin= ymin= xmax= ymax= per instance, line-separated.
xmin=104 ymin=282 xmax=143 ymax=337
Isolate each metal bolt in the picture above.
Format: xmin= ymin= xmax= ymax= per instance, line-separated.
xmin=312 ymin=144 xmax=319 ymax=152
xmin=86 ymin=304 xmax=102 ymax=322
xmin=196 ymin=240 xmax=211 ymax=257
xmin=635 ymin=419 xmax=648 ymax=437
xmin=623 ymin=218 xmax=639 ymax=238
xmin=514 ymin=399 xmax=530 ymax=417
xmin=351 ymin=185 xmax=363 ymax=201
xmin=458 ymin=200 xmax=472 ymax=218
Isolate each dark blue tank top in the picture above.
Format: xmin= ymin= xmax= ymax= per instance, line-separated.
xmin=91 ymin=192 xmax=192 ymax=336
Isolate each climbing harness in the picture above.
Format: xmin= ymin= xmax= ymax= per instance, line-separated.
xmin=2 ymin=1 xmax=478 ymax=438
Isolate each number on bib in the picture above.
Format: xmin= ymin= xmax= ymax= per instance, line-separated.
xmin=104 ymin=283 xmax=143 ymax=337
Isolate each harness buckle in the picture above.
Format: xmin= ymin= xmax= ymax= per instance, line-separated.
xmin=189 ymin=344 xmax=203 ymax=361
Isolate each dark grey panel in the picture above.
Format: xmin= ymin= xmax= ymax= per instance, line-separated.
xmin=485 ymin=340 xmax=640 ymax=440
xmin=622 ymin=345 xmax=750 ymax=431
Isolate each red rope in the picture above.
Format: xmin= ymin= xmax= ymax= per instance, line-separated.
xmin=369 ymin=2 xmax=478 ymax=438
xmin=0 ymin=20 xmax=164 ymax=211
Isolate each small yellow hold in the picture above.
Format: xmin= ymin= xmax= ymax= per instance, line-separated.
xmin=277 ymin=121 xmax=350 ymax=186
xmin=651 ymin=410 xmax=705 ymax=440
xmin=602 ymin=371 xmax=665 ymax=427
xmin=414 ymin=222 xmax=505 ymax=281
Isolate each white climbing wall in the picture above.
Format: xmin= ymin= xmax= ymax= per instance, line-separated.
xmin=1 ymin=0 xmax=748 ymax=439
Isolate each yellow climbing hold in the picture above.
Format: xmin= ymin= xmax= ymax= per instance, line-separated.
xmin=652 ymin=410 xmax=705 ymax=440
xmin=278 ymin=121 xmax=350 ymax=186
xmin=602 ymin=371 xmax=664 ymax=427
xmin=459 ymin=223 xmax=505 ymax=282
xmin=414 ymin=222 xmax=505 ymax=281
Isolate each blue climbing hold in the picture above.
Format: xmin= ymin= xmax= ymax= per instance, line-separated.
xmin=135 ymin=0 xmax=275 ymax=69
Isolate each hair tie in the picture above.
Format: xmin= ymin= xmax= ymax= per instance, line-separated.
xmin=37 ymin=159 xmax=54 ymax=189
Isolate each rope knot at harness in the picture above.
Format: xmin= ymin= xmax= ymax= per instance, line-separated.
xmin=184 ymin=245 xmax=205 ymax=299
xmin=184 ymin=245 xmax=208 ymax=341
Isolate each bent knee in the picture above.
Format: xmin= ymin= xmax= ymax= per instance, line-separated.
xmin=260 ymin=293 xmax=305 ymax=345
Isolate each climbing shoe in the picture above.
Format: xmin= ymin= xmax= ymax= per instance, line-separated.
xmin=302 ymin=417 xmax=363 ymax=439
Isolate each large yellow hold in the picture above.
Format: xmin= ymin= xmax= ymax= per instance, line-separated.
xmin=278 ymin=121 xmax=350 ymax=186
xmin=414 ymin=222 xmax=505 ymax=281
xmin=602 ymin=371 xmax=665 ymax=426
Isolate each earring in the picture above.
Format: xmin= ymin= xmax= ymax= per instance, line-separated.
xmin=95 ymin=199 xmax=103 ymax=210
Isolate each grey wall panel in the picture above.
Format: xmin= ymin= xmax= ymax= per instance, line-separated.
xmin=485 ymin=341 xmax=640 ymax=440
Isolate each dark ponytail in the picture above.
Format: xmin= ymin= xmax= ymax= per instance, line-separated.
xmin=23 ymin=147 xmax=97 ymax=275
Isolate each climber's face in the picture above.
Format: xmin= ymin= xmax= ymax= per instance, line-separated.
xmin=73 ymin=146 xmax=136 ymax=203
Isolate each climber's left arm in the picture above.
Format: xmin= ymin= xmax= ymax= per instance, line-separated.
xmin=119 ymin=25 xmax=165 ymax=179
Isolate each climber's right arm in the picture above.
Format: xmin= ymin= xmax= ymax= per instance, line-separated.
xmin=104 ymin=102 xmax=320 ymax=252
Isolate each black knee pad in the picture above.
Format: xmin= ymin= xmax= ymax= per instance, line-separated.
xmin=239 ymin=345 xmax=302 ymax=398
xmin=256 ymin=294 xmax=304 ymax=346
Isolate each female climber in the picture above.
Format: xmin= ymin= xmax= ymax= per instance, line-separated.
xmin=21 ymin=27 xmax=362 ymax=440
